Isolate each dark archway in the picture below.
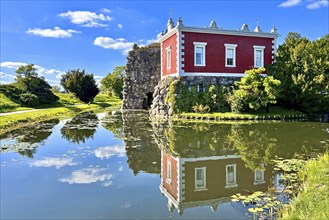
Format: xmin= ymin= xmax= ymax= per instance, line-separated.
xmin=143 ymin=92 xmax=153 ymax=109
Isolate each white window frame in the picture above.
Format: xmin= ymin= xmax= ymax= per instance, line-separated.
xmin=166 ymin=160 xmax=172 ymax=184
xmin=195 ymin=167 xmax=207 ymax=190
xmin=225 ymin=164 xmax=238 ymax=188
xmin=193 ymin=42 xmax=207 ymax=67
xmin=197 ymin=83 xmax=204 ymax=92
xmin=253 ymin=45 xmax=265 ymax=68
xmin=166 ymin=47 xmax=171 ymax=69
xmin=254 ymin=164 xmax=265 ymax=185
xmin=224 ymin=44 xmax=237 ymax=67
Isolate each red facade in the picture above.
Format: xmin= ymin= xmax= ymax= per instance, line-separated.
xmin=161 ymin=33 xmax=177 ymax=76
xmin=182 ymin=32 xmax=274 ymax=74
xmin=159 ymin=21 xmax=278 ymax=78
xmin=162 ymin=152 xmax=178 ymax=199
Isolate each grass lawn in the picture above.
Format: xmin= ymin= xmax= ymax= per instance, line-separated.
xmin=280 ymin=153 xmax=329 ymax=220
xmin=178 ymin=107 xmax=305 ymax=121
xmin=0 ymin=93 xmax=122 ymax=135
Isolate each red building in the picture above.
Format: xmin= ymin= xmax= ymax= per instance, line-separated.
xmin=159 ymin=18 xmax=279 ymax=79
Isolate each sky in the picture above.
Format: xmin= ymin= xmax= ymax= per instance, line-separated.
xmin=1 ymin=0 xmax=328 ymax=87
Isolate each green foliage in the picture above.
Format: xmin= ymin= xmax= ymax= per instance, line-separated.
xmin=192 ymin=104 xmax=210 ymax=114
xmin=61 ymin=69 xmax=99 ymax=103
xmin=54 ymin=92 xmax=82 ymax=105
xmin=227 ymin=68 xmax=281 ymax=113
xmin=19 ymin=93 xmax=40 ymax=107
xmin=268 ymin=33 xmax=329 ymax=113
xmin=165 ymin=78 xmax=229 ymax=114
xmin=100 ymin=66 xmax=125 ymax=99
xmin=51 ymin=85 xmax=62 ymax=93
xmin=15 ymin=64 xmax=58 ymax=104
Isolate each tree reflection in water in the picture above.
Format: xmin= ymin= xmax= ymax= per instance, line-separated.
xmin=1 ymin=119 xmax=59 ymax=158
xmin=61 ymin=112 xmax=98 ymax=144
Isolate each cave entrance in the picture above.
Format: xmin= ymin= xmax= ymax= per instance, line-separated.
xmin=143 ymin=92 xmax=153 ymax=109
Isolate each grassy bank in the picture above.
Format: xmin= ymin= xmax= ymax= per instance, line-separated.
xmin=0 ymin=94 xmax=122 ymax=135
xmin=178 ymin=107 xmax=305 ymax=121
xmin=280 ymin=153 xmax=329 ymax=219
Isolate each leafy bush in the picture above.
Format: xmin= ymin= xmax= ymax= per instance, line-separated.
xmin=100 ymin=66 xmax=125 ymax=99
xmin=15 ymin=64 xmax=58 ymax=104
xmin=19 ymin=93 xmax=40 ymax=107
xmin=61 ymin=69 xmax=99 ymax=103
xmin=166 ymin=78 xmax=229 ymax=114
xmin=0 ymin=84 xmax=23 ymax=100
xmin=226 ymin=68 xmax=281 ymax=113
xmin=192 ymin=104 xmax=211 ymax=114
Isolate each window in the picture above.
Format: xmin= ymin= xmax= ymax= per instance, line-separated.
xmin=193 ymin=42 xmax=207 ymax=66
xmin=195 ymin=167 xmax=206 ymax=190
xmin=226 ymin=164 xmax=237 ymax=188
xmin=225 ymin=44 xmax=237 ymax=67
xmin=198 ymin=84 xmax=204 ymax=92
xmin=166 ymin=47 xmax=171 ymax=69
xmin=166 ymin=161 xmax=171 ymax=184
xmin=253 ymin=46 xmax=265 ymax=68
xmin=254 ymin=164 xmax=265 ymax=185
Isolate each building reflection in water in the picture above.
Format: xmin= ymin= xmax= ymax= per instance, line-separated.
xmin=159 ymin=148 xmax=272 ymax=215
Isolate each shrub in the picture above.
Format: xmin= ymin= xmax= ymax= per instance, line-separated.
xmin=226 ymin=68 xmax=281 ymax=113
xmin=192 ymin=104 xmax=210 ymax=114
xmin=19 ymin=93 xmax=40 ymax=107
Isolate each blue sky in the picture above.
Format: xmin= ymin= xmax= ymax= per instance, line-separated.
xmin=1 ymin=0 xmax=328 ymax=87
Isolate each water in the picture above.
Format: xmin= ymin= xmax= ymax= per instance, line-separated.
xmin=1 ymin=111 xmax=328 ymax=219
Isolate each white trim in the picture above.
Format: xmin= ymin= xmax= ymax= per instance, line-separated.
xmin=166 ymin=160 xmax=172 ymax=184
xmin=195 ymin=167 xmax=207 ymax=190
xmin=254 ymin=46 xmax=265 ymax=68
xmin=159 ymin=25 xmax=279 ymax=43
xmin=176 ymin=32 xmax=180 ymax=74
xmin=225 ymin=44 xmax=238 ymax=67
xmin=166 ymin=47 xmax=171 ymax=69
xmin=177 ymin=158 xmax=183 ymax=202
xmin=253 ymin=45 xmax=266 ymax=49
xmin=193 ymin=42 xmax=208 ymax=46
xmin=161 ymin=72 xmax=179 ymax=78
xmin=254 ymin=164 xmax=265 ymax=185
xmin=181 ymin=155 xmax=240 ymax=163
xmin=179 ymin=72 xmax=267 ymax=77
xmin=224 ymin=43 xmax=238 ymax=47
xmin=160 ymin=42 xmax=163 ymax=79
xmin=194 ymin=43 xmax=207 ymax=66
xmin=225 ymin=164 xmax=238 ymax=188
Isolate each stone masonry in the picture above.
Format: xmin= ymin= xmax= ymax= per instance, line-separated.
xmin=122 ymin=44 xmax=161 ymax=109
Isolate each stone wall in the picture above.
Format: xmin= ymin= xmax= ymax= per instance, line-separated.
xmin=149 ymin=76 xmax=240 ymax=118
xmin=122 ymin=44 xmax=161 ymax=109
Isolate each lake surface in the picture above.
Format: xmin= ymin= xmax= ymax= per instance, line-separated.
xmin=1 ymin=111 xmax=328 ymax=219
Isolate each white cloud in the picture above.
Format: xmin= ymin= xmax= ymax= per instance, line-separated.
xmin=94 ymin=145 xmax=126 ymax=159
xmin=1 ymin=61 xmax=65 ymax=77
xmin=27 ymin=27 xmax=81 ymax=38
xmin=279 ymin=0 xmax=302 ymax=7
xmin=0 ymin=72 xmax=16 ymax=84
xmin=118 ymin=165 xmax=123 ymax=172
xmin=30 ymin=157 xmax=78 ymax=169
xmin=59 ymin=167 xmax=113 ymax=185
xmin=58 ymin=10 xmax=113 ymax=27
xmin=93 ymin=37 xmax=134 ymax=54
xmin=0 ymin=61 xmax=28 ymax=69
xmin=101 ymin=8 xmax=111 ymax=14
xmin=146 ymin=32 xmax=162 ymax=44
xmin=307 ymin=0 xmax=328 ymax=9
xmin=278 ymin=0 xmax=328 ymax=9
xmin=118 ymin=24 xmax=123 ymax=29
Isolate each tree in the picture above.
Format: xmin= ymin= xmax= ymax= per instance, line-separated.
xmin=226 ymin=68 xmax=281 ymax=113
xmin=15 ymin=64 xmax=58 ymax=105
xmin=100 ymin=66 xmax=125 ymax=99
xmin=267 ymin=33 xmax=329 ymax=113
xmin=60 ymin=69 xmax=99 ymax=103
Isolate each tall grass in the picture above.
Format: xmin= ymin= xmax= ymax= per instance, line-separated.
xmin=280 ymin=153 xmax=329 ymax=219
